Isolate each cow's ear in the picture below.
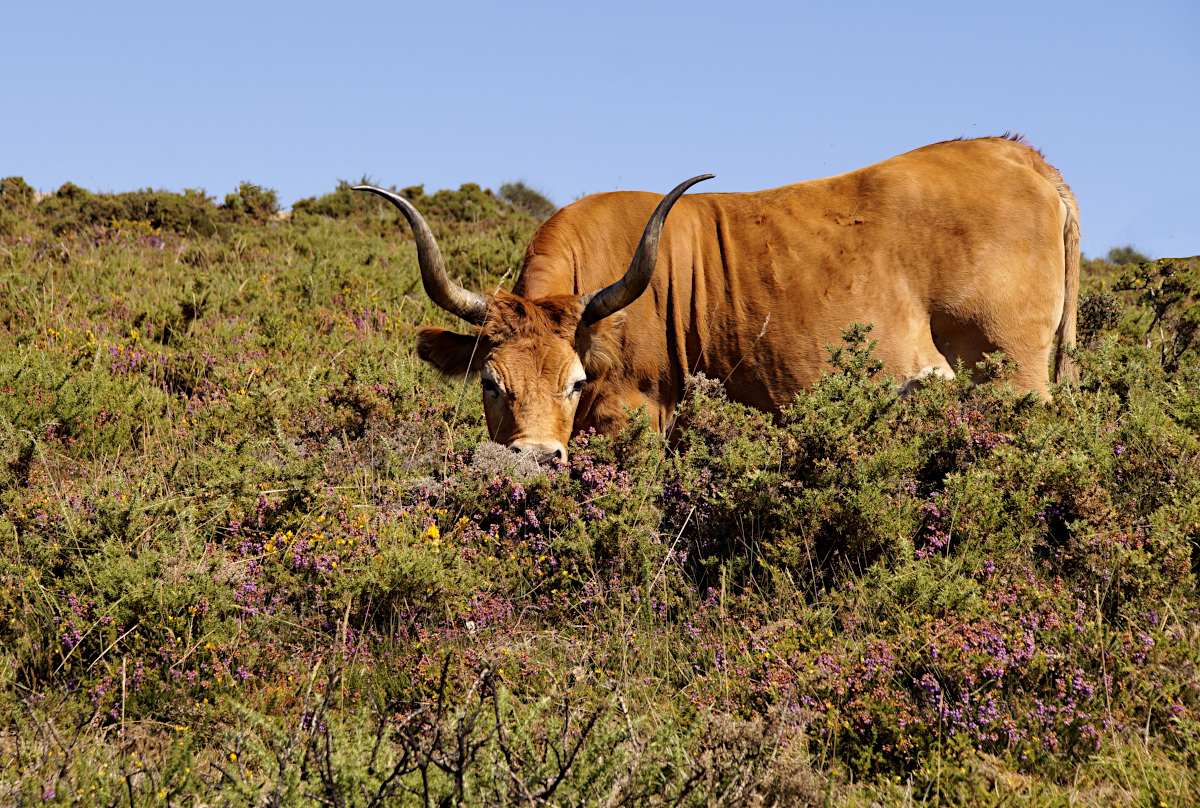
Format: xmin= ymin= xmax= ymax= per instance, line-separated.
xmin=577 ymin=311 xmax=626 ymax=376
xmin=416 ymin=327 xmax=486 ymax=379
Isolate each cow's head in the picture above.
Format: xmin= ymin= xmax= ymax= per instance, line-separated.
xmin=354 ymin=175 xmax=711 ymax=462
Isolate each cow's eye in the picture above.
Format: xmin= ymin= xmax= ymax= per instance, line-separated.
xmin=571 ymin=379 xmax=586 ymax=395
xmin=482 ymin=378 xmax=500 ymax=396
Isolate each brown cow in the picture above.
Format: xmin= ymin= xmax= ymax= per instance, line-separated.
xmin=357 ymin=135 xmax=1079 ymax=462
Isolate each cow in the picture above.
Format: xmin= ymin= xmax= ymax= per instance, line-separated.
xmin=356 ymin=134 xmax=1079 ymax=463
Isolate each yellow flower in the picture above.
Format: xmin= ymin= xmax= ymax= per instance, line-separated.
xmin=423 ymin=524 xmax=440 ymax=541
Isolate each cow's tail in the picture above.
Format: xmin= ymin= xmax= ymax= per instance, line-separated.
xmin=1043 ymin=166 xmax=1080 ymax=386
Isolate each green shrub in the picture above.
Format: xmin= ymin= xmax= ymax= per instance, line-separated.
xmin=1107 ymin=244 xmax=1151 ymax=265
xmin=1114 ymin=256 xmax=1200 ymax=372
xmin=28 ymin=183 xmax=222 ymax=236
xmin=1077 ymin=288 xmax=1123 ymax=346
xmin=0 ymin=176 xmax=34 ymax=209
xmin=499 ymin=181 xmax=558 ymax=220
xmin=222 ymin=181 xmax=279 ymax=222
xmin=291 ymin=178 xmax=379 ymax=220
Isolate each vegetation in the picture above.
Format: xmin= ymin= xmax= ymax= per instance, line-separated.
xmin=222 ymin=183 xmax=280 ymax=224
xmin=498 ymin=182 xmax=558 ymax=220
xmin=1107 ymin=245 xmax=1152 ymax=266
xmin=0 ymin=180 xmax=1197 ymax=806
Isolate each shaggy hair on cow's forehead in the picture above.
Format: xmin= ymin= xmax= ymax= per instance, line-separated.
xmin=482 ymin=291 xmax=585 ymax=342
xmin=470 ymin=290 xmax=626 ymax=377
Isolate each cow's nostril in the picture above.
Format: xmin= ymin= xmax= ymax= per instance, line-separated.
xmin=553 ymin=449 xmax=563 ymax=460
xmin=510 ymin=446 xmax=522 ymax=454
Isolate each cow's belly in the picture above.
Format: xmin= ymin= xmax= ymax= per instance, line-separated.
xmin=697 ymin=283 xmax=999 ymax=410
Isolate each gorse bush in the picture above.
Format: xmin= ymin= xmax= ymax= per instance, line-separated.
xmin=291 ymin=178 xmax=380 ymax=220
xmin=0 ymin=180 xmax=1197 ymax=806
xmin=0 ymin=176 xmax=35 ymax=209
xmin=28 ymin=182 xmax=226 ymax=236
xmin=1113 ymin=256 xmax=1200 ymax=372
xmin=401 ymin=182 xmax=532 ymax=230
xmin=1107 ymin=244 xmax=1152 ymax=265
xmin=669 ymin=331 xmax=1200 ymax=776
xmin=498 ymin=181 xmax=558 ymax=220
xmin=222 ymin=181 xmax=279 ymax=223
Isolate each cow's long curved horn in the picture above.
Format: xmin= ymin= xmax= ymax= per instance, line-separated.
xmin=580 ymin=174 xmax=714 ymax=325
xmin=353 ymin=185 xmax=489 ymax=325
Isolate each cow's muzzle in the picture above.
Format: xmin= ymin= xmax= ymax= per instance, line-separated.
xmin=508 ymin=440 xmax=567 ymax=465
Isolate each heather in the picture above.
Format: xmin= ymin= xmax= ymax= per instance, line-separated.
xmin=0 ymin=179 xmax=1197 ymax=806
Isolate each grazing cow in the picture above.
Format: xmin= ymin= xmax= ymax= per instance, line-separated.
xmin=357 ymin=135 xmax=1079 ymax=462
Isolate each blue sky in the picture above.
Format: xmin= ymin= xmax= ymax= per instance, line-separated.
xmin=3 ymin=0 xmax=1197 ymax=259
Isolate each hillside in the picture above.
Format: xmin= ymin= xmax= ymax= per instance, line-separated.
xmin=1 ymin=179 xmax=1198 ymax=806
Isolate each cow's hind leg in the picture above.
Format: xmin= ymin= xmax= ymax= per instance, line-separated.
xmin=898 ymin=362 xmax=955 ymax=396
xmin=890 ymin=316 xmax=957 ymax=396
xmin=930 ymin=311 xmax=1055 ymax=402
xmin=997 ymin=339 xmax=1055 ymax=402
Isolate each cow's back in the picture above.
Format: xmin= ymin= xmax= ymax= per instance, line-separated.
xmin=516 ymin=136 xmax=1075 ymax=424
